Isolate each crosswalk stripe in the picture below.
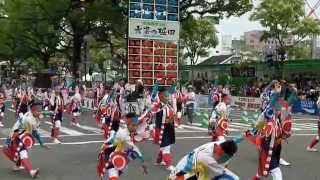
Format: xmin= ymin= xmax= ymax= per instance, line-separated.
xmin=228 ymin=124 xmax=248 ymax=129
xmin=230 ymin=122 xmax=251 ymax=127
xmin=44 ymin=122 xmax=84 ymax=136
xmin=77 ymin=125 xmax=102 ymax=134
xmin=183 ymin=122 xmax=320 ymax=132
xmin=38 ymin=128 xmax=51 ymax=137
xmin=0 ymin=128 xmax=11 ymax=137
xmin=175 ymin=129 xmax=205 ymax=133
xmin=228 ymin=128 xmax=242 ymax=132
xmin=180 ymin=125 xmax=207 ymax=131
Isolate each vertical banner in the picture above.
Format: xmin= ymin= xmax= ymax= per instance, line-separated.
xmin=128 ymin=0 xmax=180 ymax=86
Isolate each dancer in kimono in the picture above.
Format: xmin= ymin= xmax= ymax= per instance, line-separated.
xmin=169 ymin=139 xmax=239 ymax=180
xmin=244 ymin=80 xmax=292 ymax=180
xmin=209 ymin=94 xmax=231 ymax=141
xmin=2 ymin=103 xmax=49 ymax=178
xmin=69 ymin=86 xmax=82 ymax=127
xmin=96 ymin=115 xmax=147 ymax=180
xmin=153 ymin=87 xmax=176 ymax=171
xmin=306 ymin=94 xmax=320 ymax=151
xmin=50 ymin=89 xmax=64 ymax=144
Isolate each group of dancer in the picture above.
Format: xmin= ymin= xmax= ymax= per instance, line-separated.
xmin=0 ymin=78 xmax=319 ymax=180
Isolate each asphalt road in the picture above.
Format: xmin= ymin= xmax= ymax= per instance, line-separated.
xmin=1 ymin=104 xmax=320 ymax=180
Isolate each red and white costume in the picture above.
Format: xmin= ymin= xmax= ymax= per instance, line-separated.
xmin=100 ymin=103 xmax=121 ymax=139
xmin=307 ymin=96 xmax=320 ymax=151
xmin=42 ymin=91 xmax=50 ymax=111
xmin=97 ymin=125 xmax=145 ymax=180
xmin=209 ymin=99 xmax=230 ymax=141
xmin=95 ymin=84 xmax=105 ymax=109
xmin=172 ymin=90 xmax=185 ymax=127
xmin=152 ymin=101 xmax=176 ymax=170
xmin=244 ymin=95 xmax=292 ymax=180
xmin=50 ymin=91 xmax=64 ymax=143
xmin=171 ymin=140 xmax=239 ymax=180
xmin=2 ymin=111 xmax=41 ymax=178
xmin=60 ymin=87 xmax=69 ymax=111
xmin=96 ymin=91 xmax=112 ymax=124
xmin=69 ymin=87 xmax=82 ymax=126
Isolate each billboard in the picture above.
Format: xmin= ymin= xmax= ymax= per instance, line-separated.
xmin=128 ymin=0 xmax=180 ymax=86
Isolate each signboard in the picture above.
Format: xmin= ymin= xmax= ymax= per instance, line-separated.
xmin=231 ymin=67 xmax=256 ymax=77
xmin=292 ymin=100 xmax=319 ymax=115
xmin=127 ymin=0 xmax=180 ymax=86
xmin=232 ymin=96 xmax=261 ymax=109
xmin=129 ymin=19 xmax=180 ymax=41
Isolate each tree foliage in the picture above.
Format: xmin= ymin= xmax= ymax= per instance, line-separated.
xmin=251 ymin=0 xmax=320 ymax=59
xmin=0 ymin=0 xmax=253 ymax=80
xmin=181 ymin=17 xmax=218 ymax=65
xmin=0 ymin=0 xmax=126 ymax=76
xmin=180 ymin=0 xmax=253 ymax=21
xmin=181 ymin=17 xmax=218 ymax=83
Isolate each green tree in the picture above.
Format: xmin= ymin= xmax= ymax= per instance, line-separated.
xmin=0 ymin=0 xmax=64 ymax=70
xmin=288 ymin=43 xmax=312 ymax=59
xmin=180 ymin=0 xmax=253 ymax=21
xmin=181 ymin=17 xmax=218 ymax=84
xmin=251 ymin=0 xmax=320 ymax=60
xmin=57 ymin=0 xmax=126 ymax=78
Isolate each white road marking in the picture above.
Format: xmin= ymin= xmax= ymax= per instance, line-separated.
xmin=76 ymin=125 xmax=103 ymax=134
xmin=175 ymin=129 xmax=206 ymax=133
xmin=0 ymin=128 xmax=11 ymax=137
xmin=38 ymin=128 xmax=51 ymax=137
xmin=180 ymin=125 xmax=207 ymax=131
xmin=44 ymin=122 xmax=84 ymax=136
xmin=231 ymin=122 xmax=251 ymax=127
xmin=0 ymin=133 xmax=101 ymax=140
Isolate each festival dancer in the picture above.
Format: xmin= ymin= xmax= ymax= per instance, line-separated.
xmin=116 ymin=80 xmax=126 ymax=113
xmin=169 ymin=139 xmax=239 ymax=180
xmin=12 ymin=87 xmax=19 ymax=109
xmin=42 ymin=90 xmax=50 ymax=111
xmin=185 ymin=85 xmax=195 ymax=125
xmin=173 ymin=84 xmax=185 ymax=129
xmin=210 ymin=85 xmax=223 ymax=109
xmin=2 ymin=103 xmax=49 ymax=178
xmin=209 ymin=94 xmax=231 ymax=141
xmin=153 ymin=87 xmax=176 ymax=171
xmin=95 ymin=83 xmax=105 ymax=110
xmin=0 ymin=92 xmax=5 ymax=127
xmin=96 ymin=86 xmax=112 ymax=124
xmin=259 ymin=81 xmax=294 ymax=166
xmin=100 ymin=91 xmax=122 ymax=139
xmin=306 ymin=94 xmax=320 ymax=151
xmin=16 ymin=89 xmax=30 ymax=119
xmin=69 ymin=86 xmax=82 ymax=127
xmin=50 ymin=89 xmax=64 ymax=144
xmin=121 ymin=80 xmax=152 ymax=142
xmin=208 ymin=85 xmax=223 ymax=134
xmin=96 ymin=115 xmax=148 ymax=180
xmin=59 ymin=85 xmax=68 ymax=112
xmin=244 ymin=80 xmax=292 ymax=180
